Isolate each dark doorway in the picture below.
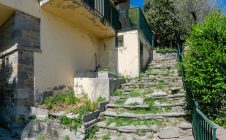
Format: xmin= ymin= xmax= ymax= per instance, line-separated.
xmin=140 ymin=41 xmax=144 ymax=72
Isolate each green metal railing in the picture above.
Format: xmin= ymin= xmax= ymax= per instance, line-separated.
xmin=193 ymin=101 xmax=217 ymax=140
xmin=176 ymin=43 xmax=217 ymax=140
xmin=121 ymin=7 xmax=153 ymax=46
xmin=83 ymin=0 xmax=121 ymax=30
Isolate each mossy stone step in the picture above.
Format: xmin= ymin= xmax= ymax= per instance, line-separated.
xmin=101 ymin=111 xmax=187 ymax=120
xmin=96 ymin=121 xmax=158 ymax=133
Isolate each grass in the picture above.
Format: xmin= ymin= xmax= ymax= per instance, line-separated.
xmin=59 ymin=115 xmax=82 ymax=130
xmin=114 ymin=99 xmax=125 ymax=105
xmin=85 ymin=126 xmax=99 ymax=139
xmin=156 ymin=82 xmax=165 ymax=90
xmin=42 ymin=90 xmax=98 ymax=114
xmin=112 ymin=91 xmax=124 ymax=96
xmin=129 ymin=102 xmax=140 ymax=106
xmin=40 ymin=90 xmax=103 ymax=130
xmin=106 ymin=118 xmax=163 ymax=127
xmin=102 ymin=133 xmax=111 ymax=140
xmin=155 ymin=47 xmax=177 ymax=54
xmin=112 ymin=90 xmax=149 ymax=98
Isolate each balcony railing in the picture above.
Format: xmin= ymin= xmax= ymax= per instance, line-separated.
xmin=83 ymin=0 xmax=121 ymax=30
xmin=120 ymin=7 xmax=153 ymax=46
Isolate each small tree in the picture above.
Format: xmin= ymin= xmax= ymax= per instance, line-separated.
xmin=184 ymin=11 xmax=226 ymax=127
xmin=144 ymin=0 xmax=179 ymax=47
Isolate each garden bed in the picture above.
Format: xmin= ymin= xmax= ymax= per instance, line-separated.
xmin=31 ymin=90 xmax=109 ymax=139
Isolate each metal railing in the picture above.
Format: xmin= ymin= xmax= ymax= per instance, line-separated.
xmin=120 ymin=7 xmax=153 ymax=46
xmin=83 ymin=0 xmax=121 ymax=30
xmin=176 ymin=43 xmax=217 ymax=140
xmin=193 ymin=101 xmax=217 ymax=140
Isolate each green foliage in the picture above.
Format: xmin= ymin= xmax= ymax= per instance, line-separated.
xmin=96 ymin=96 xmax=106 ymax=104
xmin=183 ymin=11 xmax=226 ymax=127
xmin=85 ymin=126 xmax=99 ymax=139
xmin=44 ymin=90 xmax=79 ymax=109
xmin=144 ymin=0 xmax=179 ymax=47
xmin=102 ymin=133 xmax=111 ymax=140
xmin=59 ymin=115 xmax=82 ymax=130
xmin=155 ymin=47 xmax=177 ymax=54
xmin=63 ymin=135 xmax=70 ymax=140
xmin=73 ymin=100 xmax=96 ymax=115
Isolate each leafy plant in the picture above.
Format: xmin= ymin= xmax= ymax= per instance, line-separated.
xmin=97 ymin=96 xmax=106 ymax=104
xmin=59 ymin=115 xmax=82 ymax=130
xmin=85 ymin=126 xmax=99 ymax=139
xmin=63 ymin=135 xmax=70 ymax=140
xmin=43 ymin=90 xmax=79 ymax=109
xmin=183 ymin=11 xmax=226 ymax=127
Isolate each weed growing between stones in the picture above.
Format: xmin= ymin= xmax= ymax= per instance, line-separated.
xmin=42 ymin=90 xmax=97 ymax=114
xmin=106 ymin=118 xmax=163 ymax=127
xmin=112 ymin=90 xmax=123 ymax=96
xmin=63 ymin=135 xmax=70 ymax=140
xmin=155 ymin=47 xmax=177 ymax=54
xmin=85 ymin=126 xmax=99 ymax=139
xmin=102 ymin=132 xmax=111 ymax=140
xmin=59 ymin=115 xmax=82 ymax=130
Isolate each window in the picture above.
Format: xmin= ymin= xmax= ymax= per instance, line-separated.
xmin=116 ymin=35 xmax=124 ymax=48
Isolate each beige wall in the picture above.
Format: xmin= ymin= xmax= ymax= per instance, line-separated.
xmin=0 ymin=0 xmax=40 ymax=18
xmin=0 ymin=0 xmax=116 ymax=97
xmin=99 ymin=38 xmax=117 ymax=74
xmin=117 ymin=30 xmax=139 ymax=77
xmin=34 ymin=10 xmax=114 ymax=95
xmin=74 ymin=78 xmax=110 ymax=102
xmin=117 ymin=30 xmax=151 ymax=78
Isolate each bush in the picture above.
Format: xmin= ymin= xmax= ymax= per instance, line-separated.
xmin=183 ymin=11 xmax=226 ymax=127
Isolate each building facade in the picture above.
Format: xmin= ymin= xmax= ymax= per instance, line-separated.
xmin=0 ymin=0 xmax=153 ymax=129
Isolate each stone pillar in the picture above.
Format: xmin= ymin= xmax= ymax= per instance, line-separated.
xmin=0 ymin=10 xmax=40 ymax=131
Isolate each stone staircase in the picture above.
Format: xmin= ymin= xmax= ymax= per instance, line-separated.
xmin=90 ymin=51 xmax=194 ymax=140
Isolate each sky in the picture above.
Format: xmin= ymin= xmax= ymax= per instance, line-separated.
xmin=130 ymin=0 xmax=226 ymax=10
xmin=130 ymin=0 xmax=144 ymax=8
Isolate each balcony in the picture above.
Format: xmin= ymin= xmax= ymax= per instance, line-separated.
xmin=39 ymin=0 xmax=121 ymax=38
xmin=120 ymin=7 xmax=153 ymax=46
xmin=83 ymin=0 xmax=121 ymax=30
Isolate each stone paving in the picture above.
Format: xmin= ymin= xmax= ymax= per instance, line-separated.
xmin=90 ymin=51 xmax=194 ymax=140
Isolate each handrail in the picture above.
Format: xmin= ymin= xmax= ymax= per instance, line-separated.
xmin=82 ymin=0 xmax=121 ymax=30
xmin=193 ymin=101 xmax=217 ymax=140
xmin=120 ymin=7 xmax=153 ymax=47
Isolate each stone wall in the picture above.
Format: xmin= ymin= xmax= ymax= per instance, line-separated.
xmin=0 ymin=10 xmax=40 ymax=136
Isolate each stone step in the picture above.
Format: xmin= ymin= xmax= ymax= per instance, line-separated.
xmin=106 ymin=104 xmax=149 ymax=109
xmin=101 ymin=111 xmax=187 ymax=120
xmin=145 ymin=93 xmax=186 ymax=99
xmin=96 ymin=122 xmax=158 ymax=133
xmin=155 ymin=102 xmax=186 ymax=108
xmin=93 ymin=128 xmax=154 ymax=139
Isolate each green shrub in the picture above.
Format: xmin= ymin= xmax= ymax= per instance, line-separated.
xmin=183 ymin=11 xmax=226 ymax=127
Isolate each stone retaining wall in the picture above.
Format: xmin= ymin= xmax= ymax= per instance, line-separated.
xmin=0 ymin=10 xmax=40 ymax=134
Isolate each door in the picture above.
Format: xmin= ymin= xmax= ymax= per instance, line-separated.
xmin=140 ymin=41 xmax=144 ymax=72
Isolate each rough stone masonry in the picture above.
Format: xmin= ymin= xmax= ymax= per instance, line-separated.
xmin=0 ymin=10 xmax=40 ymax=130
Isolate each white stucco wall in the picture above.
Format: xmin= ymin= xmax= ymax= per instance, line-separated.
xmin=117 ymin=30 xmax=152 ymax=78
